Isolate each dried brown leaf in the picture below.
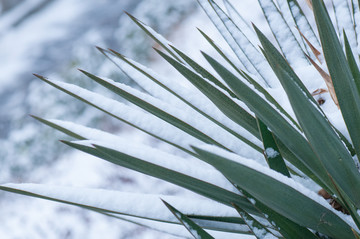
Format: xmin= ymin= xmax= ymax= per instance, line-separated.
xmin=305 ymin=0 xmax=313 ymax=10
xmin=311 ymin=88 xmax=328 ymax=96
xmin=296 ymin=26 xmax=322 ymax=63
xmin=305 ymin=54 xmax=339 ymax=108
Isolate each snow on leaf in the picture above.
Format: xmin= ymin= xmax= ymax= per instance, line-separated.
xmin=79 ymin=139 xmax=235 ymax=191
xmin=287 ymin=0 xmax=322 ymax=58
xmin=97 ymin=53 xmax=262 ymax=157
xmin=97 ymin=47 xmax=184 ymax=107
xmin=41 ymin=79 xmax=203 ymax=153
xmin=222 ymin=0 xmax=259 ymax=45
xmin=258 ymin=0 xmax=308 ymax=68
xmin=87 ymin=75 xmax=260 ymax=157
xmin=196 ymin=144 xmax=358 ymax=230
xmin=0 ymin=183 xmax=239 ymax=224
xmin=197 ymin=0 xmax=276 ymax=87
xmin=264 ymin=147 xmax=280 ymax=159
xmin=126 ymin=12 xmax=183 ymax=62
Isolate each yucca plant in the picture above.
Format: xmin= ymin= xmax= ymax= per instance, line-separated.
xmin=3 ymin=0 xmax=360 ymax=238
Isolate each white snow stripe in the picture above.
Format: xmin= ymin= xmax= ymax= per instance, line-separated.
xmin=47 ymin=79 xmax=202 ymax=151
xmin=258 ymin=0 xmax=308 ymax=68
xmin=1 ymin=183 xmax=238 ymax=221
xmin=96 ymin=76 xmax=261 ymax=157
xmin=72 ymin=139 xmax=235 ymax=191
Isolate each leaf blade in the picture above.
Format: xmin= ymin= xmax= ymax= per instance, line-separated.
xmin=257 ymin=118 xmax=290 ymax=177
xmin=312 ymin=0 xmax=360 ymax=168
xmin=193 ymin=146 xmax=355 ymax=238
xmin=162 ymin=200 xmax=215 ymax=239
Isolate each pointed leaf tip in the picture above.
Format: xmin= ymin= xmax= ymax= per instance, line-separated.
xmin=124 ymin=11 xmax=133 ymax=18
xmin=108 ymin=48 xmax=125 ymax=58
xmin=33 ymin=73 xmax=45 ymax=79
xmin=95 ymin=46 xmax=106 ymax=52
xmin=161 ymin=199 xmax=215 ymax=239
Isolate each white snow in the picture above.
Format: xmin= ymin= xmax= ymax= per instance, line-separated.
xmin=0 ymin=0 xmax=85 ymax=89
xmin=258 ymin=0 xmax=308 ymax=68
xmin=1 ymin=183 xmax=239 ymax=222
xmin=264 ymin=147 xmax=279 ymax=158
xmin=332 ymin=0 xmax=358 ymax=59
xmin=70 ymin=138 xmax=236 ymax=192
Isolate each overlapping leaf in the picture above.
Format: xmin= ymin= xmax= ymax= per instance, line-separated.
xmin=193 ymin=146 xmax=355 ymax=238
xmin=202 ymin=51 xmax=332 ymax=191
xmin=0 ymin=183 xmax=250 ymax=235
xmin=255 ymin=23 xmax=360 ymax=207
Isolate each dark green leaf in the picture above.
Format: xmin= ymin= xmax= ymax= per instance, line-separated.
xmin=162 ymin=200 xmax=215 ymax=239
xmin=0 ymin=183 xmax=248 ymax=234
xmin=344 ymin=31 xmax=360 ymax=101
xmin=169 ymin=45 xmax=238 ymax=99
xmin=198 ymin=30 xmax=301 ymax=131
xmin=312 ymin=0 xmax=360 ymax=169
xmin=202 ymin=52 xmax=332 ymax=191
xmin=153 ymin=48 xmax=261 ymax=149
xmin=193 ymin=147 xmax=355 ymax=238
xmin=31 ymin=115 xmax=85 ymax=140
xmin=80 ymin=70 xmax=228 ymax=149
xmin=240 ymin=192 xmax=319 ymax=239
xmin=257 ymin=118 xmax=290 ymax=177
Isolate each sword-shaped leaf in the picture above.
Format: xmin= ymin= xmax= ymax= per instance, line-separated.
xmin=0 ymin=183 xmax=249 ymax=234
xmin=34 ymin=74 xmax=200 ymax=155
xmin=193 ymin=146 xmax=356 ymax=238
xmin=235 ymin=189 xmax=319 ymax=239
xmin=287 ymin=0 xmax=321 ymax=57
xmin=59 ymin=139 xmax=260 ymax=217
xmin=169 ymin=45 xmax=238 ymax=99
xmin=344 ymin=31 xmax=360 ymax=99
xmin=258 ymin=0 xmax=308 ymax=67
xmin=153 ymin=48 xmax=261 ymax=147
xmin=198 ymin=30 xmax=301 ymax=130
xmin=102 ymin=50 xmax=260 ymax=155
xmin=162 ymin=200 xmax=215 ymax=239
xmin=257 ymin=118 xmax=290 ymax=177
xmin=202 ymin=52 xmax=332 ymax=192
xmin=79 ymin=70 xmax=229 ymax=150
xmin=125 ymin=12 xmax=182 ymax=62
xmin=257 ymin=24 xmax=360 ymax=208
xmin=313 ymin=0 xmax=360 ymax=172
xmin=197 ymin=0 xmax=273 ymax=86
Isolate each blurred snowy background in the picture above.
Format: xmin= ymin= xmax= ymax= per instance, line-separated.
xmin=0 ymin=0 xmax=266 ymax=238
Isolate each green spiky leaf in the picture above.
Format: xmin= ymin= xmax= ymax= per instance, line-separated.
xmin=162 ymin=200 xmax=215 ymax=239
